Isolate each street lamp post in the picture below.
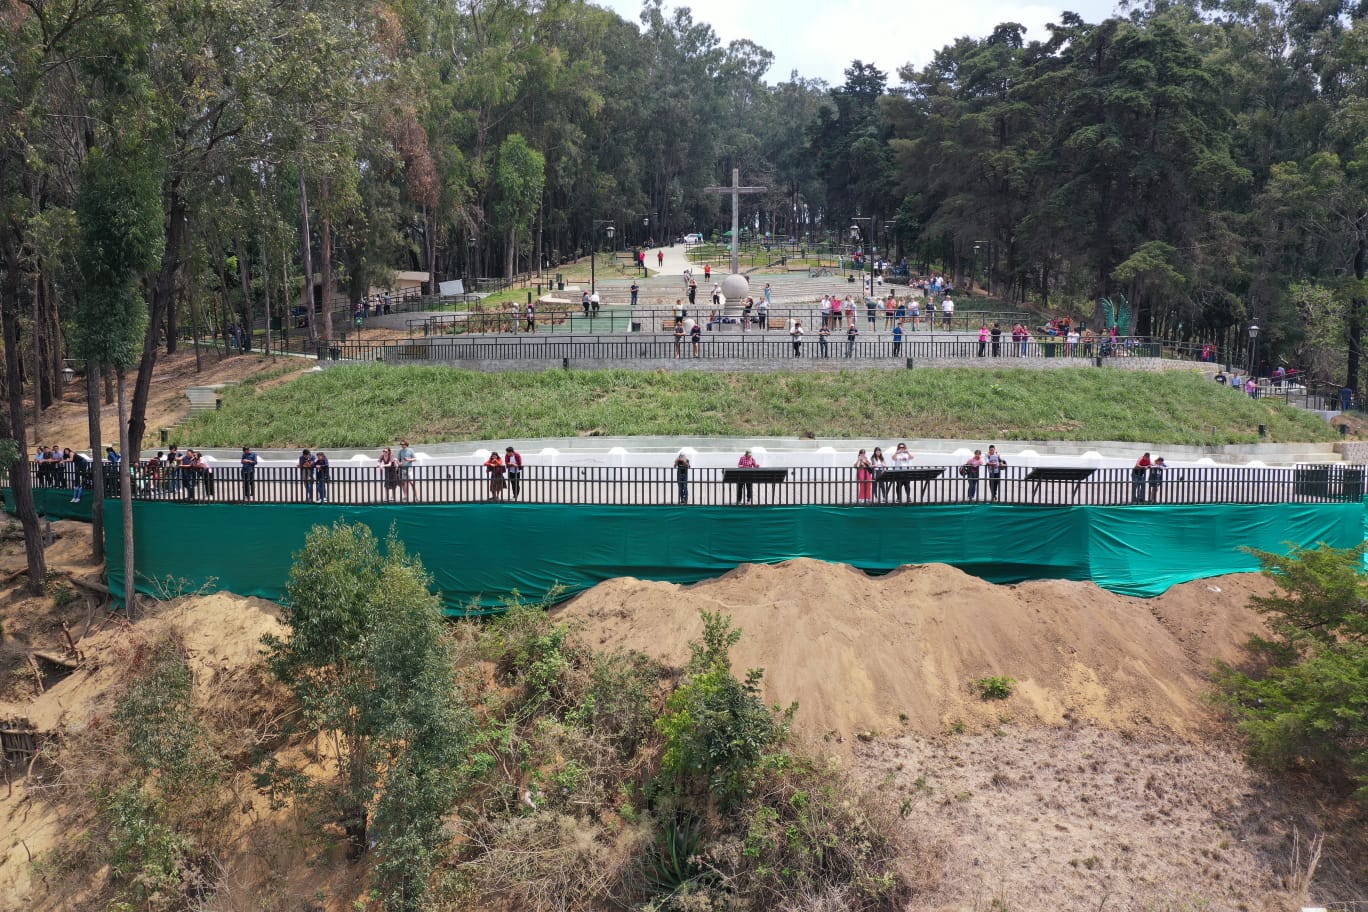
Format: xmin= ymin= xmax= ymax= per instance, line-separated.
xmin=642 ymin=217 xmax=650 ymax=276
xmin=591 ymin=220 xmax=615 ymax=293
xmin=1248 ymin=323 xmax=1260 ymax=379
xmin=850 ymin=217 xmax=874 ymax=300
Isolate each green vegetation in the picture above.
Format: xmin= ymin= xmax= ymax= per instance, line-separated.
xmin=975 ymin=676 xmax=1016 ymax=701
xmin=1215 ymin=544 xmax=1368 ymax=802
xmin=265 ymin=522 xmax=469 ymax=912
xmin=251 ymin=522 xmax=926 ymax=910
xmin=175 ymin=364 xmax=1336 ymax=447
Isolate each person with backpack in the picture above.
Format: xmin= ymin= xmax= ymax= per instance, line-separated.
xmin=961 ymin=450 xmax=983 ymax=501
xmin=985 ymin=445 xmax=1007 ymax=502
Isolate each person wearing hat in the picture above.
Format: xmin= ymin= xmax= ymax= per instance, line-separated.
xmin=504 ymin=445 xmax=523 ymax=500
xmin=240 ymin=446 xmax=259 ymax=500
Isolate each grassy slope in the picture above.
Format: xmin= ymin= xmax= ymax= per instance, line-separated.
xmin=173 ymin=365 xmax=1338 ymax=448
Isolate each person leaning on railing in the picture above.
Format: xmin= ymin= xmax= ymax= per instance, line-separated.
xmin=736 ymin=450 xmax=759 ymax=504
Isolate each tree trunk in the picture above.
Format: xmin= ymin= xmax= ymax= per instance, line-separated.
xmin=261 ymin=223 xmax=273 ymax=357
xmin=86 ymin=364 xmax=105 ymax=563
xmin=320 ymin=179 xmax=334 ymax=344
xmin=129 ymin=185 xmax=188 ymax=459
xmin=236 ymin=239 xmax=254 ymax=351
xmin=1 ymin=227 xmax=47 ymax=594
xmin=116 ymin=366 xmax=136 ymax=616
xmin=299 ymin=171 xmax=317 ymax=346
xmin=1348 ymin=222 xmax=1366 ymax=398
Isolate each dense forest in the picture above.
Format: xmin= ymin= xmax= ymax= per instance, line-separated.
xmin=2 ymin=1 xmax=1368 ymax=550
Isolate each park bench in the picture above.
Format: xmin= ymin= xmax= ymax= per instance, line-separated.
xmin=880 ymin=467 xmax=945 ymax=499
xmin=722 ymin=468 xmax=789 ymax=502
xmin=1025 ymin=467 xmax=1096 ymax=502
xmin=768 ymin=318 xmax=787 ymax=330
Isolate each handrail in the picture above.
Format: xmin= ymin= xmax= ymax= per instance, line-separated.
xmin=17 ymin=463 xmax=1364 ymax=508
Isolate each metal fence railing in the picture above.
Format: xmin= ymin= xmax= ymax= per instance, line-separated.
xmin=318 ymin=334 xmax=1164 ymax=364
xmin=16 ymin=463 xmax=1363 ymax=507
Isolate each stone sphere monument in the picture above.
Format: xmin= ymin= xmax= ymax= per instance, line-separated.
xmin=721 ymin=273 xmax=749 ymax=315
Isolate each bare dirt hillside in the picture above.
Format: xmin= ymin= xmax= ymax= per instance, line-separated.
xmin=3 ymin=545 xmax=1363 ymax=910
xmin=29 ymin=348 xmax=312 ymax=451
xmin=556 ymin=560 xmax=1367 ymax=909
xmin=555 ymin=559 xmax=1274 ymax=741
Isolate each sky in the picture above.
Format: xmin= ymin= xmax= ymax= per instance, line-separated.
xmin=592 ymin=0 xmax=1123 ymax=86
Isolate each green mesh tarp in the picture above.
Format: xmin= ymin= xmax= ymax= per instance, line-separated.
xmin=3 ymin=486 xmax=95 ymax=522
xmin=97 ymin=501 xmax=1364 ymax=613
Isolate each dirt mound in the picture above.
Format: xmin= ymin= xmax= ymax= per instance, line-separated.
xmin=556 ymin=559 xmax=1274 ymax=740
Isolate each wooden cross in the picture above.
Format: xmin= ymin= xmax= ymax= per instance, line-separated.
xmin=704 ymin=168 xmax=767 ymax=275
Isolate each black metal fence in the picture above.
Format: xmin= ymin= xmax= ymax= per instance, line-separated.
xmin=320 ymin=334 xmax=1163 ymax=364
xmin=20 ymin=463 xmax=1364 ymax=507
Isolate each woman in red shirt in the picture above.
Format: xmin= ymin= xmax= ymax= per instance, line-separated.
xmin=484 ymin=451 xmax=507 ymax=501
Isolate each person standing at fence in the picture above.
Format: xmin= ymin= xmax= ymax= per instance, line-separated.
xmin=909 ymin=296 xmax=919 ymax=331
xmin=161 ymin=445 xmax=179 ymax=497
xmin=505 ymin=446 xmax=523 ymax=500
xmin=484 ymin=450 xmax=507 ymax=501
xmin=196 ymin=450 xmax=216 ymax=498
xmin=736 ymin=450 xmax=759 ymax=504
xmin=942 ymin=296 xmax=954 ymax=330
xmin=377 ymin=447 xmax=398 ymax=500
xmin=674 ymin=451 xmax=691 ymax=504
xmin=790 ymin=319 xmax=804 ymax=356
xmin=1147 ymin=457 xmax=1166 ymax=502
xmin=961 ymin=449 xmax=983 ymax=500
xmin=978 ymin=323 xmax=989 ymax=357
xmin=757 ymin=295 xmax=768 ymax=330
xmin=991 ymin=322 xmax=1002 ymax=357
xmin=69 ymin=449 xmax=91 ymax=503
xmin=313 ymin=452 xmax=330 ymax=503
xmin=179 ymin=449 xmax=199 ymax=500
xmin=298 ymin=449 xmax=316 ymax=502
xmin=892 ymin=322 xmax=903 ymax=356
xmin=855 ymin=449 xmax=874 ymax=502
xmin=240 ymin=446 xmax=258 ymax=500
xmin=985 ymin=445 xmax=1007 ymax=502
xmin=820 ymin=295 xmax=832 ymax=329
xmin=871 ymin=446 xmax=889 ymax=501
xmin=818 ymin=324 xmax=830 ymax=356
xmin=691 ymin=320 xmax=702 ymax=358
xmin=397 ymin=440 xmax=416 ymax=501
xmin=1132 ymin=452 xmax=1152 ymax=503
xmin=526 ymin=302 xmax=536 ymax=332
xmin=844 ymin=295 xmax=856 ymax=327
xmin=673 ymin=319 xmax=684 ymax=358
xmin=846 ymin=323 xmax=858 ymax=358
xmin=891 ymin=442 xmax=913 ymax=502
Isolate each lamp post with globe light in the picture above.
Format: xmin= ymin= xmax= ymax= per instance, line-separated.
xmin=591 ymin=220 xmax=615 ymax=294
xmin=1248 ymin=323 xmax=1260 ymax=379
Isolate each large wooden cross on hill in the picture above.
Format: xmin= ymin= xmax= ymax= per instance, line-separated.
xmin=704 ymin=168 xmax=766 ymax=275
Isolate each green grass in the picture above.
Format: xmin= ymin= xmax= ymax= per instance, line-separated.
xmin=172 ymin=365 xmax=1339 ymax=449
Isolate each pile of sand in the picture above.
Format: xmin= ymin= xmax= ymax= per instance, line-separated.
xmin=556 ymin=559 xmax=1274 ymax=739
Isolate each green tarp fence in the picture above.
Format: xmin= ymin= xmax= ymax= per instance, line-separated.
xmin=83 ymin=500 xmax=1362 ymax=614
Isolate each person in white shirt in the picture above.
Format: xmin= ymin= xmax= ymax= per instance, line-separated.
xmin=941 ymin=297 xmax=954 ymax=330
xmin=820 ymin=295 xmax=832 ymax=329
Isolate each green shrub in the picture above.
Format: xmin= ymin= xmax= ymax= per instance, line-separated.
xmin=1214 ymin=543 xmax=1368 ymax=799
xmin=974 ymin=676 xmax=1016 ymax=701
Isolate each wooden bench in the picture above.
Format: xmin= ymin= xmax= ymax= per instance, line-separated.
xmin=662 ymin=318 xmax=685 ymax=331
xmin=768 ymin=318 xmax=787 ymax=330
xmin=1025 ymin=467 xmax=1095 ymax=502
xmin=722 ymin=468 xmax=788 ymax=503
xmin=880 ymin=467 xmax=945 ymax=499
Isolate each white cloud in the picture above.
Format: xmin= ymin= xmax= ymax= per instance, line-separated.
xmin=593 ymin=0 xmax=1121 ymax=85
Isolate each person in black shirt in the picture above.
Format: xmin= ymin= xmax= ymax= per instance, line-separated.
xmin=240 ymin=446 xmax=259 ymax=500
xmin=313 ymin=452 xmax=330 ymax=503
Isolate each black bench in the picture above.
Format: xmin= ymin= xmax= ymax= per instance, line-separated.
xmin=722 ymin=468 xmax=788 ymax=504
xmin=880 ymin=467 xmax=945 ymax=500
xmin=1025 ymin=467 xmax=1096 ymax=502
